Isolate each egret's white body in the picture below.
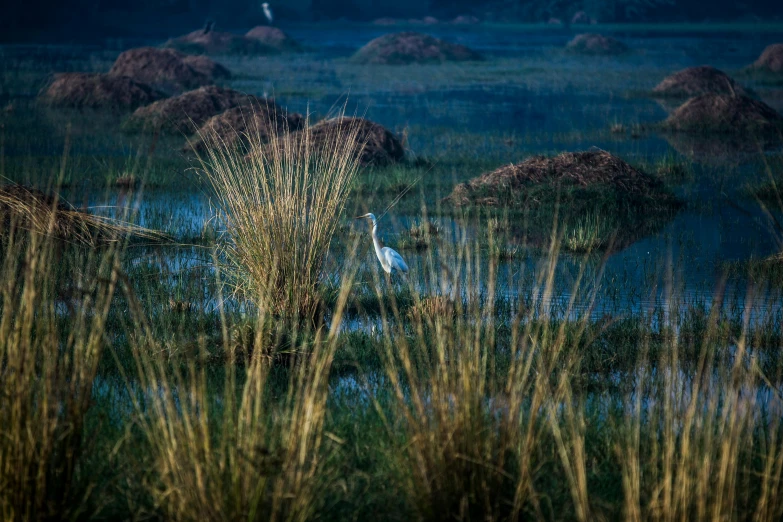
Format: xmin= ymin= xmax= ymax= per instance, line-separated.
xmin=356 ymin=213 xmax=409 ymax=275
xmin=262 ymin=2 xmax=273 ymax=24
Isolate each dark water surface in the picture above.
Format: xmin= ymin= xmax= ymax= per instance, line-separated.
xmin=3 ymin=24 xmax=783 ymax=319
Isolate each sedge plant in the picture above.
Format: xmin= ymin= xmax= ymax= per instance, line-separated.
xmin=195 ymin=105 xmax=365 ymax=325
xmin=0 ymin=224 xmax=122 ymax=520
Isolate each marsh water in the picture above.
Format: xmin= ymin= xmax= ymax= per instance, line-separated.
xmin=2 ymin=24 xmax=783 ymax=324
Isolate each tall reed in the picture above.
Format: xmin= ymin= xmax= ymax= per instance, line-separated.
xmin=372 ymin=216 xmax=600 ymax=520
xmin=122 ymin=245 xmax=360 ymax=522
xmin=617 ymin=279 xmax=783 ymax=522
xmin=196 ymin=106 xmax=364 ymax=323
xmin=123 ymin=106 xmax=367 ymax=521
xmin=371 ymin=214 xmax=783 ymax=521
xmin=0 ymin=225 xmax=121 ymax=520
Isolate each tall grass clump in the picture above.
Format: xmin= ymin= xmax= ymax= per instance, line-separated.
xmin=372 ymin=219 xmax=600 ymax=520
xmin=0 ymin=225 xmax=121 ymax=520
xmin=618 ymin=282 xmax=783 ymax=522
xmin=196 ymin=107 xmax=365 ymax=323
xmin=123 ymin=251 xmax=360 ymax=522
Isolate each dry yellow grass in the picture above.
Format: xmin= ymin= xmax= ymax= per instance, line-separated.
xmin=196 ymin=106 xmax=364 ymax=323
xmin=0 ymin=227 xmax=121 ymax=520
xmin=123 ymin=244 xmax=360 ymax=522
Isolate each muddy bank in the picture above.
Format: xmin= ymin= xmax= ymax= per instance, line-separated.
xmin=352 ymin=32 xmax=482 ymax=65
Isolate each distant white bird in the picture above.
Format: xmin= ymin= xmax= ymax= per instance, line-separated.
xmin=356 ymin=213 xmax=409 ymax=276
xmin=262 ymin=2 xmax=273 ymax=24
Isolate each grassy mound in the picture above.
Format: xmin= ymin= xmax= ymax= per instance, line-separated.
xmin=652 ymin=66 xmax=748 ymax=98
xmin=750 ymin=43 xmax=783 ymax=74
xmin=109 ymin=47 xmax=228 ymax=95
xmin=566 ymin=34 xmax=628 ymax=55
xmin=571 ymin=11 xmax=596 ymax=24
xmin=181 ymin=55 xmax=232 ymax=81
xmin=0 ymin=185 xmax=160 ymax=244
xmin=661 ymin=93 xmax=783 ymax=134
xmin=258 ymin=117 xmax=404 ymax=166
xmin=185 ymin=101 xmax=304 ymax=154
xmin=446 ymin=150 xmax=682 ymax=251
xmin=164 ymin=30 xmax=278 ymax=56
xmin=125 ymin=86 xmax=256 ymax=135
xmin=38 ymin=73 xmax=163 ymax=110
xmin=245 ymin=26 xmax=302 ymax=52
xmin=451 ymin=15 xmax=480 ymax=24
xmin=351 ymin=32 xmax=482 ymax=65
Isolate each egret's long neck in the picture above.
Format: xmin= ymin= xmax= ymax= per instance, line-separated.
xmin=371 ymin=221 xmax=385 ymax=265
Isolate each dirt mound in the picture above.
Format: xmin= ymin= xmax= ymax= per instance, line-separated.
xmin=352 ymin=32 xmax=482 ymax=65
xmin=447 ymin=150 xmax=677 ymax=207
xmin=109 ymin=47 xmax=227 ymax=94
xmin=125 ymin=86 xmax=257 ymax=134
xmin=181 ymin=55 xmax=231 ymax=81
xmin=661 ymin=93 xmax=783 ymax=134
xmin=164 ymin=30 xmax=277 ymax=56
xmin=566 ymin=34 xmax=627 ymax=55
xmin=451 ymin=15 xmax=479 ymax=24
xmin=245 ymin=26 xmax=301 ymax=52
xmin=185 ymin=101 xmax=304 ymax=153
xmin=571 ymin=11 xmax=595 ymax=24
xmin=652 ymin=66 xmax=748 ymax=98
xmin=311 ymin=117 xmax=403 ymax=165
xmin=39 ymin=73 xmax=163 ymax=110
xmin=260 ymin=117 xmax=404 ymax=166
xmin=750 ymin=44 xmax=783 ymax=73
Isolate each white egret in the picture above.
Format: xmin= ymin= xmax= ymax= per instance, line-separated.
xmin=355 ymin=213 xmax=409 ymax=276
xmin=262 ymin=2 xmax=273 ymax=24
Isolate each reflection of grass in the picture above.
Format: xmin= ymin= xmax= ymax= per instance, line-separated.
xmin=745 ymin=160 xmax=783 ymax=205
xmin=392 ymin=219 xmax=441 ymax=251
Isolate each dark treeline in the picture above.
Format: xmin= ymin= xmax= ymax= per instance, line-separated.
xmin=2 ymin=0 xmax=781 ymax=42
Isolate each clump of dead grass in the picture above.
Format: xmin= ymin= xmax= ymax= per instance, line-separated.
xmin=0 ymin=184 xmax=163 ymax=244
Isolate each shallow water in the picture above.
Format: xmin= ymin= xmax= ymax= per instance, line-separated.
xmin=3 ymin=24 xmax=783 ymax=325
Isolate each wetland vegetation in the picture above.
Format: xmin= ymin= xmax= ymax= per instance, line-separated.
xmin=2 ymin=21 xmax=783 ymax=521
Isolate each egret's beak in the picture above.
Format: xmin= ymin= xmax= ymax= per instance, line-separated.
xmin=354 ymin=214 xmax=369 ymax=219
